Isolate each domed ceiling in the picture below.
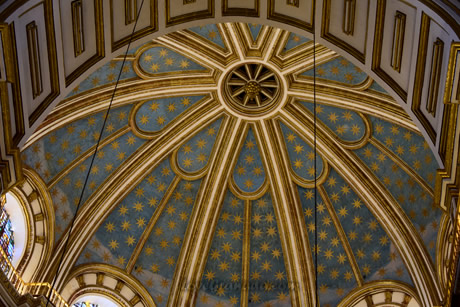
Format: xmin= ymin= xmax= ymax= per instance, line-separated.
xmin=21 ymin=23 xmax=442 ymax=306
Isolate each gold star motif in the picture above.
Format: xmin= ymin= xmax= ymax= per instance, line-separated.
xmin=159 ymin=49 xmax=168 ymax=57
xmin=180 ymin=60 xmax=189 ymax=68
xmin=105 ymin=222 xmax=115 ymax=232
xmin=236 ymin=166 xmax=246 ymax=176
xmin=125 ymin=235 xmax=136 ymax=246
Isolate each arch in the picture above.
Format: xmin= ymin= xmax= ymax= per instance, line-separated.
xmin=21 ymin=23 xmax=446 ymax=306
xmin=3 ymin=191 xmax=27 ymax=268
xmin=61 ymin=264 xmax=156 ymax=307
xmin=437 ymin=212 xmax=455 ymax=292
xmin=0 ymin=0 xmax=454 ymax=168
xmin=0 ymin=1 xmax=458 ymax=306
xmin=72 ymin=294 xmax=119 ymax=307
xmin=338 ymin=281 xmax=422 ymax=307
xmin=5 ymin=168 xmax=55 ymax=282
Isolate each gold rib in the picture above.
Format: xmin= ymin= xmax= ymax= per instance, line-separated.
xmin=233 ymin=70 xmax=249 ymax=82
xmin=370 ymin=138 xmax=434 ymax=197
xmin=126 ymin=176 xmax=181 ymax=273
xmin=241 ymin=199 xmax=251 ymax=307
xmin=319 ymin=185 xmax=364 ymax=286
xmin=48 ymin=127 xmax=131 ymax=188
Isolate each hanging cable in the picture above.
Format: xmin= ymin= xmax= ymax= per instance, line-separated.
xmin=46 ymin=1 xmax=146 ymax=305
xmin=313 ymin=19 xmax=319 ymax=307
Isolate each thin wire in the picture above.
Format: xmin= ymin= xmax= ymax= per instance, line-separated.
xmin=313 ymin=20 xmax=319 ymax=307
xmin=46 ymin=1 xmax=146 ymax=305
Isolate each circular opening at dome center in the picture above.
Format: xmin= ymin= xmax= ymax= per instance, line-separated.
xmin=223 ymin=63 xmax=282 ymax=116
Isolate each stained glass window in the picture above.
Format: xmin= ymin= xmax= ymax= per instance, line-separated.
xmin=73 ymin=302 xmax=99 ymax=307
xmin=0 ymin=206 xmax=14 ymax=263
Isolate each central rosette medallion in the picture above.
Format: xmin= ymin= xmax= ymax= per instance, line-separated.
xmin=222 ymin=62 xmax=283 ymax=117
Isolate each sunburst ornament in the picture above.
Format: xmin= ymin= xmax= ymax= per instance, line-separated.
xmin=223 ymin=63 xmax=282 ymax=116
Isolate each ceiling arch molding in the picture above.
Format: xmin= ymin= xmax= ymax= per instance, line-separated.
xmin=0 ymin=0 xmax=457 ymax=158
xmin=62 ymin=263 xmax=156 ymax=306
xmin=337 ymin=280 xmax=422 ymax=307
xmin=437 ymin=213 xmax=454 ymax=293
xmin=0 ymin=2 xmax=458 ymax=306
xmin=253 ymin=121 xmax=314 ymax=306
xmin=41 ymin=104 xmax=225 ymax=288
xmin=0 ymin=1 xmax=457 ymax=224
xmin=278 ymin=106 xmax=442 ymax=306
xmin=6 ymin=168 xmax=55 ymax=283
xmin=167 ymin=119 xmax=247 ymax=306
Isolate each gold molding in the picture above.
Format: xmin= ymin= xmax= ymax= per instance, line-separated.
xmin=26 ymin=21 xmax=42 ymax=99
xmin=228 ymin=167 xmax=269 ymax=201
xmin=319 ymin=184 xmax=364 ymax=287
xmin=436 ymin=213 xmax=452 ymax=292
xmin=170 ymin=115 xmax=226 ymax=181
xmin=268 ymin=117 xmax=317 ymax=305
xmin=47 ymin=104 xmax=224 ymax=290
xmin=270 ymin=30 xmax=320 ymax=71
xmin=443 ymin=42 xmax=460 ymax=105
xmin=29 ymin=79 xmax=218 ymax=145
xmin=180 ymin=23 xmax=231 ymax=54
xmin=226 ymin=123 xmax=270 ymax=201
xmin=267 ymin=0 xmax=314 ymax=32
xmin=338 ymin=280 xmax=421 ymax=307
xmin=0 ymin=79 xmax=23 ymax=189
xmin=124 ymin=0 xmax=137 ymax=25
xmin=274 ymin=116 xmax=330 ymax=189
xmin=283 ymin=104 xmax=442 ymax=302
xmin=292 ymin=56 xmax=373 ymax=91
xmin=342 ymin=0 xmax=356 ymax=36
xmin=435 ymin=102 xmax=458 ymax=210
xmin=2 ymin=23 xmax=25 ymax=146
xmin=412 ymin=13 xmax=436 ymax=143
xmin=110 ymin=0 xmax=158 ymax=52
xmin=222 ymin=0 xmax=259 ymax=17
xmin=440 ymin=0 xmax=460 ymax=16
xmin=65 ymin=263 xmax=156 ymax=306
xmin=132 ymin=41 xmax=214 ymax=80
xmin=371 ymin=0 xmax=407 ymax=102
xmin=417 ymin=0 xmax=460 ymax=38
xmin=65 ymin=0 xmax=105 ymax=87
xmin=169 ymin=117 xmax=242 ymax=306
xmin=0 ymin=24 xmax=23 ymax=186
xmin=19 ymin=168 xmax=55 ymax=281
xmin=294 ymin=99 xmax=372 ymax=150
xmin=257 ymin=120 xmax=310 ymax=305
xmin=125 ymin=174 xmax=180 ymax=273
xmin=166 ymin=29 xmax=238 ymax=66
xmin=438 ymin=103 xmax=458 ymax=165
xmin=234 ymin=23 xmax=275 ymax=60
xmin=71 ymin=287 xmax=127 ymax=306
xmin=71 ymin=0 xmax=85 ymax=57
xmin=445 ymin=197 xmax=460 ymax=307
xmin=286 ymin=0 xmax=299 ymax=8
xmin=369 ymin=138 xmax=434 ymax=199
xmin=287 ymin=84 xmax=414 ymax=129
xmin=29 ymin=0 xmax=60 ymax=126
xmin=321 ymin=0 xmax=367 ymax=63
xmin=129 ymin=94 xmax=216 ymax=139
xmin=427 ymin=38 xmax=444 ymax=116
xmin=391 ymin=11 xmax=406 ymax=73
xmin=165 ymin=0 xmax=214 ymax=27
